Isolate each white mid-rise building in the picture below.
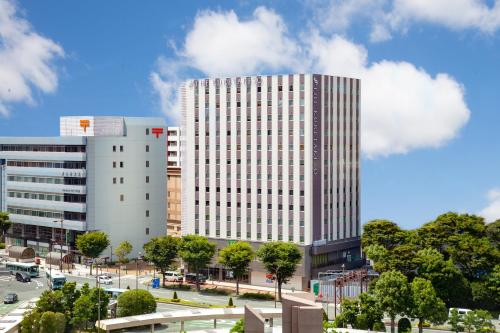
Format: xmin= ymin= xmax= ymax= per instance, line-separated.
xmin=166 ymin=127 xmax=181 ymax=167
xmin=181 ymin=74 xmax=363 ymax=289
xmin=0 ymin=116 xmax=167 ymax=259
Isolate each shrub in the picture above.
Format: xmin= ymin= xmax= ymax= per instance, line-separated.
xmin=333 ymin=316 xmax=346 ymax=328
xmin=201 ymin=288 xmax=231 ymax=296
xmin=173 ymin=291 xmax=179 ymax=300
xmin=117 ymin=289 xmax=156 ymax=317
xmin=164 ymin=284 xmax=192 ymax=291
xmin=239 ymin=292 xmax=274 ymax=300
xmin=373 ymin=321 xmax=386 ymax=332
xmin=0 ymin=242 xmax=5 ymax=249
xmin=39 ymin=311 xmax=65 ymax=333
xmin=354 ymin=313 xmax=369 ymax=330
xmin=230 ymin=319 xmax=244 ymax=333
xmin=397 ymin=318 xmax=412 ymax=333
xmin=228 ymin=297 xmax=234 ymax=307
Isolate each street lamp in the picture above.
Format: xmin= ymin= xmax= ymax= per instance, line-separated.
xmin=53 ymin=219 xmax=64 ymax=272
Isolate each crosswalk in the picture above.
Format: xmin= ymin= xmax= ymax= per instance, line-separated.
xmin=0 ymin=275 xmax=12 ymax=282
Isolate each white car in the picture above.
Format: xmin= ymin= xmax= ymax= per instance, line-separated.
xmin=97 ymin=275 xmax=113 ymax=285
xmin=164 ymin=271 xmax=183 ymax=282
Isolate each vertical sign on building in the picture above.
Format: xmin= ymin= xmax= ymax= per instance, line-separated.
xmin=312 ymin=74 xmax=322 ymax=241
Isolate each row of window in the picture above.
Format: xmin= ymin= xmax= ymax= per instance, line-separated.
xmin=194 ymin=228 xmax=305 ymax=243
xmin=193 ymin=144 xmax=306 ymax=152
xmin=196 ymin=82 xmax=305 ymax=95
xmin=8 ymin=207 xmax=63 ymax=219
xmin=0 ymin=145 xmax=86 ymax=153
xmin=8 ymin=175 xmax=63 ymax=184
xmin=196 ymin=200 xmax=305 ymax=211
xmin=194 ymin=173 xmax=305 ymax=181
xmin=196 ymin=113 xmax=305 ymax=122
xmin=195 ymin=187 xmax=304 ymax=196
xmin=7 ymin=161 xmax=86 ymax=169
xmin=112 ymin=161 xmax=150 ymax=168
xmin=8 ymin=191 xmax=63 ymax=202
xmin=196 ymin=214 xmax=305 ymax=226
xmin=196 ymin=98 xmax=306 ymax=109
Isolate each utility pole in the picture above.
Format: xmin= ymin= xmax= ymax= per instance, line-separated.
xmin=53 ymin=219 xmax=64 ymax=272
xmin=96 ymin=259 xmax=101 ymax=331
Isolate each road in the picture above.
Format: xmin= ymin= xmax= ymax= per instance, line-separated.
xmin=0 ymin=263 xmax=280 ymax=332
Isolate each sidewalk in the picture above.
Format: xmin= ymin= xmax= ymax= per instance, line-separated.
xmin=206 ymin=280 xmax=294 ymax=294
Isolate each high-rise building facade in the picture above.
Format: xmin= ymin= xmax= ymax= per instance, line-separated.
xmin=166 ymin=126 xmax=182 ymax=236
xmin=0 ymin=116 xmax=167 ymax=259
xmin=181 ymin=74 xmax=362 ymax=289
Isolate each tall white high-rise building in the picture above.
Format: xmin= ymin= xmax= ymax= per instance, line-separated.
xmin=0 ymin=116 xmax=167 ymax=259
xmin=181 ymin=74 xmax=362 ymax=289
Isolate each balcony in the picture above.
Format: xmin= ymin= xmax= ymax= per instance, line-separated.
xmin=6 ymin=197 xmax=86 ymax=213
xmin=8 ymin=214 xmax=86 ymax=231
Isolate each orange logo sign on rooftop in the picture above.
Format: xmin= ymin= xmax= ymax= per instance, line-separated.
xmin=80 ymin=119 xmax=90 ymax=133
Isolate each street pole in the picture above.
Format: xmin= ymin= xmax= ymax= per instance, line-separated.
xmin=97 ymin=259 xmax=101 ymax=331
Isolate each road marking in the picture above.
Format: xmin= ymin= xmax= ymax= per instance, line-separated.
xmin=34 ymin=280 xmax=43 ymax=288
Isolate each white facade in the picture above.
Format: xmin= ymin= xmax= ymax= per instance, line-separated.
xmin=181 ymin=74 xmax=360 ymax=246
xmin=166 ymin=127 xmax=181 ymax=167
xmin=0 ymin=116 xmax=166 ymax=259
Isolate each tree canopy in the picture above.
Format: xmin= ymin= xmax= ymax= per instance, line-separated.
xmin=179 ymin=235 xmax=216 ymax=291
xmin=256 ymin=241 xmax=302 ymax=301
xmin=0 ymin=211 xmax=12 ymax=242
xmin=143 ymin=235 xmax=180 ymax=286
xmin=75 ymin=231 xmax=110 ymax=275
xmin=218 ymin=241 xmax=254 ymax=295
xmin=114 ymin=240 xmax=133 ymax=264
xmin=117 ymin=289 xmax=156 ymax=317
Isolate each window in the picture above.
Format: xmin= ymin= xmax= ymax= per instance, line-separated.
xmin=146 ymin=193 xmax=149 ymax=200
xmin=146 ymin=228 xmax=149 ymax=235
xmin=146 ymin=176 xmax=150 ymax=183
xmin=146 ymin=161 xmax=150 ymax=168
xmin=113 ymin=145 xmax=116 ymax=152
xmin=146 ymin=210 xmax=150 ymax=217
xmin=120 ymin=161 xmax=124 ymax=168
xmin=120 ymin=177 xmax=124 ymax=184
xmin=120 ymin=145 xmax=124 ymax=152
xmin=120 ymin=194 xmax=124 ymax=201
xmin=146 ymin=128 xmax=150 ymax=135
xmin=146 ymin=145 xmax=149 ymax=152
xmin=113 ymin=177 xmax=117 ymax=184
xmin=113 ymin=161 xmax=116 ymax=168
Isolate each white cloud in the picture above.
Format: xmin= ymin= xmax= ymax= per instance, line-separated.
xmin=0 ymin=0 xmax=64 ymax=116
xmin=310 ymin=0 xmax=500 ymax=42
xmin=152 ymin=7 xmax=471 ymax=158
xmin=480 ymin=189 xmax=500 ymax=222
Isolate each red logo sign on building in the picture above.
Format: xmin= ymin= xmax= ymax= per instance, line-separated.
xmin=80 ymin=119 xmax=90 ymax=133
xmin=152 ymin=128 xmax=164 ymax=138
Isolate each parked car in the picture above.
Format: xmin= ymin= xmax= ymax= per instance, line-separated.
xmin=4 ymin=293 xmax=18 ymax=304
xmin=164 ymin=271 xmax=183 ymax=282
xmin=185 ymin=273 xmax=206 ymax=284
xmin=16 ymin=271 xmax=31 ymax=283
xmin=97 ymin=275 xmax=113 ymax=285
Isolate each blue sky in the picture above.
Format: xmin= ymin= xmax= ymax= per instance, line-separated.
xmin=0 ymin=0 xmax=499 ymax=229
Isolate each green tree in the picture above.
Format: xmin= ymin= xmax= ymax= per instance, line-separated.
xmin=230 ymin=319 xmax=244 ymax=333
xmin=88 ymin=287 xmax=110 ymax=324
xmin=256 ymin=241 xmax=302 ymax=301
xmin=338 ymin=298 xmax=359 ymax=327
xmin=114 ymin=240 xmax=133 ymax=264
xmin=0 ymin=211 xmax=12 ymax=242
xmin=449 ymin=308 xmax=464 ymax=333
xmin=36 ymin=290 xmax=65 ymax=314
xmin=179 ymin=235 xmax=216 ymax=291
xmin=75 ymin=231 xmax=110 ymax=275
xmin=362 ymin=219 xmax=407 ymax=250
xmin=415 ymin=248 xmax=470 ymax=307
xmin=485 ymin=219 xmax=500 ymax=248
xmin=72 ymin=294 xmax=93 ymax=330
xmin=409 ymin=277 xmax=448 ymax=333
xmin=39 ymin=311 xmax=65 ymax=333
xmin=117 ymin=289 xmax=157 ymax=317
xmin=61 ymin=281 xmax=80 ymax=317
xmin=20 ymin=310 xmax=42 ymax=333
xmin=143 ymin=235 xmax=180 ymax=287
xmin=359 ymin=292 xmax=384 ymax=330
xmin=218 ymin=241 xmax=254 ymax=295
xmin=462 ymin=311 xmax=476 ymax=333
xmin=472 ymin=310 xmax=494 ymax=333
xmin=373 ymin=270 xmax=410 ymax=333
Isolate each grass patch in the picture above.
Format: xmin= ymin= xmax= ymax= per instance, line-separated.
xmin=200 ymin=287 xmax=232 ymax=296
xmin=238 ymin=292 xmax=274 ymax=300
xmin=155 ymin=297 xmax=226 ymax=308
